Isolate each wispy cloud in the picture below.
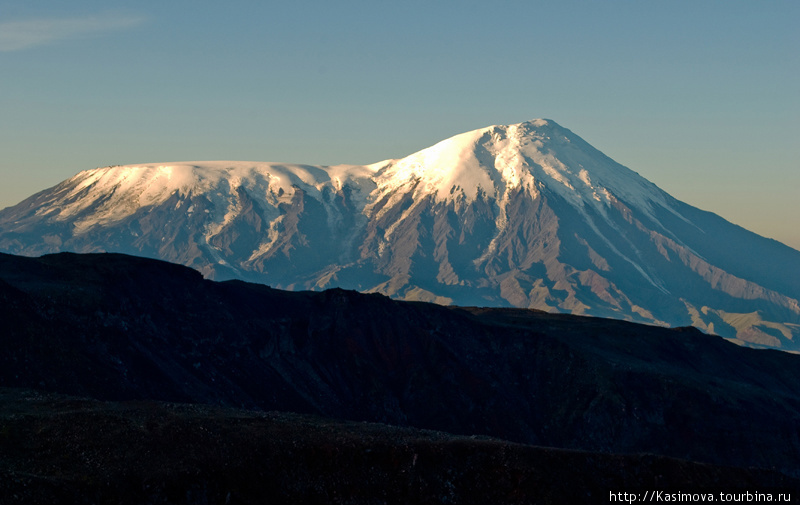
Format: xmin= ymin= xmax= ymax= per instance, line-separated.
xmin=0 ymin=13 xmax=145 ymax=52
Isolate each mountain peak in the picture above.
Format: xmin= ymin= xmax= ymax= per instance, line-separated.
xmin=373 ymin=118 xmax=668 ymax=223
xmin=2 ymin=120 xmax=799 ymax=350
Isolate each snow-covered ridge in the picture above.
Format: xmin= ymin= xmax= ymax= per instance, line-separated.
xmin=45 ymin=161 xmax=378 ymax=231
xmin=41 ymin=120 xmax=680 ymax=233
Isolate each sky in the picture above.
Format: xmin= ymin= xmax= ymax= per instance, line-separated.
xmin=2 ymin=1 xmax=798 ymax=249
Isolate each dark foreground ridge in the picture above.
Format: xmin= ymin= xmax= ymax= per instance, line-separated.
xmin=1 ymin=251 xmax=800 ymax=499
xmin=1 ymin=388 xmax=797 ymax=505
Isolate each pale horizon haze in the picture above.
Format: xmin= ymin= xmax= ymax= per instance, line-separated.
xmin=2 ymin=1 xmax=798 ymax=250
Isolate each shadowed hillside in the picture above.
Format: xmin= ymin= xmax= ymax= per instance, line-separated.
xmin=1 ymin=388 xmax=797 ymax=505
xmin=2 ymin=251 xmax=800 ymax=498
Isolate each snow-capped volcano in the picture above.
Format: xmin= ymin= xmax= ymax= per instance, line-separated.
xmin=372 ymin=119 xmax=667 ymax=212
xmin=2 ymin=119 xmax=799 ymax=350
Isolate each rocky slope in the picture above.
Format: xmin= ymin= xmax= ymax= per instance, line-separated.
xmin=1 ymin=120 xmax=799 ymax=349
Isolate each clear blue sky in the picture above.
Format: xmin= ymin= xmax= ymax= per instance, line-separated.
xmin=2 ymin=1 xmax=798 ymax=249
